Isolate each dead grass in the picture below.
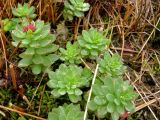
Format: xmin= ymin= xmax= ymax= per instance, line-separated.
xmin=0 ymin=0 xmax=160 ymax=119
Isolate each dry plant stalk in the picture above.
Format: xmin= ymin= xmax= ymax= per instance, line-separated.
xmin=9 ymin=64 xmax=17 ymax=89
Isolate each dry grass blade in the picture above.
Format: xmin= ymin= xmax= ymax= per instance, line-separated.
xmin=0 ymin=0 xmax=160 ymax=119
xmin=135 ymin=97 xmax=160 ymax=112
xmin=0 ymin=31 xmax=8 ymax=83
xmin=0 ymin=105 xmax=46 ymax=120
xmin=135 ymin=17 xmax=160 ymax=59
xmin=83 ymin=64 xmax=99 ymax=120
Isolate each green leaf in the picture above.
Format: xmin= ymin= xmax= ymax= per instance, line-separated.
xmin=88 ymin=101 xmax=98 ymax=111
xmin=107 ymin=102 xmax=115 ymax=113
xmin=30 ymin=41 xmax=40 ymax=48
xmin=74 ymin=11 xmax=84 ymax=17
xmin=82 ymin=3 xmax=90 ymax=11
xmin=36 ymin=44 xmax=59 ymax=55
xmin=58 ymin=89 xmax=66 ymax=95
xmin=48 ymin=107 xmax=61 ymax=120
xmin=66 ymin=105 xmax=83 ymax=120
xmin=48 ymin=104 xmax=84 ymax=120
xmin=18 ymin=57 xmax=32 ymax=67
xmin=111 ymin=112 xmax=119 ymax=120
xmin=67 ymin=89 xmax=74 ymax=94
xmin=106 ymin=94 xmax=115 ymax=102
xmin=114 ymin=99 xmax=120 ymax=105
xmin=97 ymin=106 xmax=108 ymax=118
xmin=68 ymin=94 xmax=81 ymax=103
xmin=18 ymin=117 xmax=26 ymax=120
xmin=125 ymin=102 xmax=135 ymax=112
xmin=81 ymin=49 xmax=88 ymax=56
xmin=42 ymin=54 xmax=59 ymax=66
xmin=23 ymin=47 xmax=35 ymax=55
xmin=91 ymin=50 xmax=98 ymax=57
xmin=75 ymin=88 xmax=82 ymax=96
xmin=34 ymin=20 xmax=44 ymax=34
xmin=34 ymin=24 xmax=50 ymax=40
xmin=32 ymin=55 xmax=44 ymax=64
xmin=82 ymin=30 xmax=92 ymax=43
xmin=116 ymin=105 xmax=125 ymax=115
xmin=69 ymin=0 xmax=76 ymax=5
xmin=94 ymin=96 xmax=106 ymax=105
xmin=51 ymin=89 xmax=61 ymax=98
xmin=47 ymin=80 xmax=57 ymax=88
xmin=92 ymin=84 xmax=103 ymax=95
xmin=40 ymin=35 xmax=56 ymax=47
xmin=31 ymin=64 xmax=42 ymax=74
xmin=12 ymin=28 xmax=25 ymax=38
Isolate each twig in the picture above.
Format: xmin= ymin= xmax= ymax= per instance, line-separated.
xmin=110 ymin=47 xmax=138 ymax=53
xmin=28 ymin=71 xmax=46 ymax=109
xmin=135 ymin=97 xmax=160 ymax=112
xmin=0 ymin=105 xmax=46 ymax=120
xmin=38 ymin=85 xmax=46 ymax=115
xmin=83 ymin=64 xmax=99 ymax=120
xmin=133 ymin=86 xmax=158 ymax=120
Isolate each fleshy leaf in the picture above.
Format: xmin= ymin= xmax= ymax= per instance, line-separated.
xmin=31 ymin=64 xmax=42 ymax=74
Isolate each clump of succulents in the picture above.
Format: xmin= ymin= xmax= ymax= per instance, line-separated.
xmin=47 ymin=64 xmax=92 ymax=103
xmin=59 ymin=42 xmax=81 ymax=64
xmin=88 ymin=77 xmax=138 ymax=120
xmin=63 ymin=0 xmax=90 ymax=21
xmin=78 ymin=28 xmax=110 ymax=59
xmin=2 ymin=3 xmax=36 ymax=32
xmin=12 ymin=3 xmax=36 ymax=18
xmin=98 ymin=52 xmax=126 ymax=77
xmin=48 ymin=104 xmax=84 ymax=120
xmin=11 ymin=20 xmax=59 ymax=74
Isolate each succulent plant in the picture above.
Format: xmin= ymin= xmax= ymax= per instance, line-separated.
xmin=88 ymin=77 xmax=138 ymax=120
xmin=12 ymin=3 xmax=36 ymax=18
xmin=2 ymin=18 xmax=20 ymax=32
xmin=2 ymin=3 xmax=36 ymax=32
xmin=47 ymin=64 xmax=92 ymax=103
xmin=48 ymin=104 xmax=84 ymax=120
xmin=59 ymin=42 xmax=81 ymax=64
xmin=98 ymin=52 xmax=126 ymax=77
xmin=11 ymin=20 xmax=59 ymax=74
xmin=63 ymin=0 xmax=90 ymax=21
xmin=78 ymin=28 xmax=110 ymax=59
